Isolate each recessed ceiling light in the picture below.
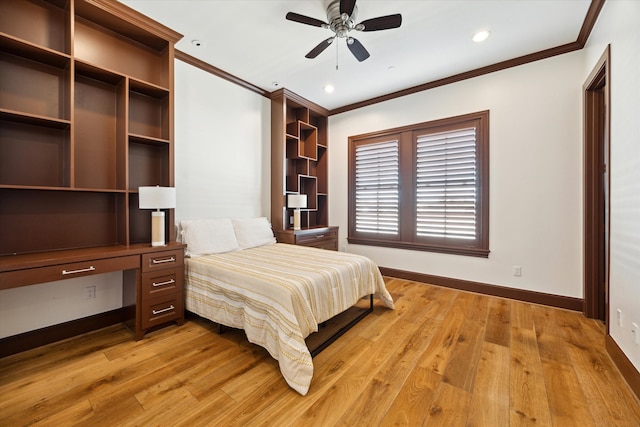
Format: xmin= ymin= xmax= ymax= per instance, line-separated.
xmin=472 ymin=30 xmax=490 ymax=43
xmin=191 ymin=39 xmax=205 ymax=47
xmin=324 ymin=84 xmax=334 ymax=93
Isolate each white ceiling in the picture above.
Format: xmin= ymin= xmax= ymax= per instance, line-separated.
xmin=120 ymin=0 xmax=592 ymax=111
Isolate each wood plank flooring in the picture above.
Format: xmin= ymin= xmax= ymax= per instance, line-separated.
xmin=1 ymin=278 xmax=639 ymax=426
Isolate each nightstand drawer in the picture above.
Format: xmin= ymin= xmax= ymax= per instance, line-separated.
xmin=141 ymin=250 xmax=184 ymax=273
xmin=300 ymin=239 xmax=338 ymax=251
xmin=141 ymin=294 xmax=184 ymax=329
xmin=296 ymin=230 xmax=337 ymax=249
xmin=141 ymin=269 xmax=183 ymax=298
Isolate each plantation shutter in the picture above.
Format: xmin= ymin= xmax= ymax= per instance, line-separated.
xmin=354 ymin=140 xmax=399 ymax=235
xmin=415 ymin=127 xmax=477 ymax=240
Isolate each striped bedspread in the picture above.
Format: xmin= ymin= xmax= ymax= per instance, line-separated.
xmin=184 ymin=243 xmax=394 ymax=395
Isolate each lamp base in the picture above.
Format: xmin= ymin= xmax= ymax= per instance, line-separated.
xmin=151 ymin=211 xmax=165 ymax=246
xmin=293 ymin=209 xmax=301 ymax=231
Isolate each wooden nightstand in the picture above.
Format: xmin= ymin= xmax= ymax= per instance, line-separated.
xmin=137 ymin=247 xmax=185 ymax=339
xmin=275 ymin=226 xmax=338 ymax=251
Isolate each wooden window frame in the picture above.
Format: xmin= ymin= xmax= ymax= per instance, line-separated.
xmin=348 ymin=111 xmax=490 ymax=258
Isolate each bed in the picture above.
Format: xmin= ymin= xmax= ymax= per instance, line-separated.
xmin=179 ymin=217 xmax=394 ymax=395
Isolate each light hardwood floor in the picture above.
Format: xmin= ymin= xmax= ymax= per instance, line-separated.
xmin=1 ymin=278 xmax=639 ymax=426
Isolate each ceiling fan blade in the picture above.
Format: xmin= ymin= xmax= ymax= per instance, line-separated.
xmin=286 ymin=12 xmax=327 ymax=28
xmin=305 ymin=37 xmax=335 ymax=59
xmin=340 ymin=0 xmax=356 ymax=17
xmin=347 ymin=38 xmax=370 ymax=62
xmin=358 ymin=14 xmax=402 ymax=31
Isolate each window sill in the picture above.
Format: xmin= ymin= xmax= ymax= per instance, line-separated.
xmin=347 ymin=237 xmax=490 ymax=258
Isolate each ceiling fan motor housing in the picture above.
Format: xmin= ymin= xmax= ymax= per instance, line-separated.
xmin=327 ymin=0 xmax=357 ymax=38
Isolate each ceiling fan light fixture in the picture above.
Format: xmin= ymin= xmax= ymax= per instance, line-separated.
xmin=286 ymin=0 xmax=402 ymax=62
xmin=473 ymin=30 xmax=490 ymax=43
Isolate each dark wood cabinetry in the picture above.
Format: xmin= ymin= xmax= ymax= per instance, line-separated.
xmin=138 ymin=248 xmax=184 ymax=338
xmin=0 ymin=0 xmax=183 ymax=350
xmin=0 ymin=0 xmax=182 ymax=255
xmin=271 ymin=89 xmax=329 ymax=232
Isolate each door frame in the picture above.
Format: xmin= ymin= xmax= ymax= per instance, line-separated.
xmin=583 ymin=45 xmax=610 ymax=327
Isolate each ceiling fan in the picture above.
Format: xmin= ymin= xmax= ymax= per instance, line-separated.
xmin=286 ymin=0 xmax=402 ymax=62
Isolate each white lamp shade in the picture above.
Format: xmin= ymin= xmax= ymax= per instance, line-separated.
xmin=139 ymin=186 xmax=176 ymax=209
xmin=287 ymin=194 xmax=307 ymax=209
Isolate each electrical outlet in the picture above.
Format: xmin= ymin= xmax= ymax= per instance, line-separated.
xmin=85 ymin=285 xmax=96 ymax=299
xmin=513 ymin=266 xmax=522 ymax=277
xmin=616 ymin=309 xmax=623 ymax=327
xmin=632 ymin=322 xmax=639 ymax=345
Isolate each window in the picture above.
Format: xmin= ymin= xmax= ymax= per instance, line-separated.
xmin=354 ymin=138 xmax=399 ymax=235
xmin=348 ymin=111 xmax=489 ymax=257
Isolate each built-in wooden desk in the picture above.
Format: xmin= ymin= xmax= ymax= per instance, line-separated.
xmin=0 ymin=242 xmax=186 ymax=356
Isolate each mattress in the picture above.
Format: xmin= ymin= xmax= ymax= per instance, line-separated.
xmin=184 ymin=243 xmax=394 ymax=395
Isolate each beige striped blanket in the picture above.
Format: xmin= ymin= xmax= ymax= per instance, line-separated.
xmin=184 ymin=243 xmax=394 ymax=395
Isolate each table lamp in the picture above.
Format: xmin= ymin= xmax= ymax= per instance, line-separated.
xmin=139 ymin=186 xmax=176 ymax=246
xmin=287 ymin=194 xmax=307 ymax=231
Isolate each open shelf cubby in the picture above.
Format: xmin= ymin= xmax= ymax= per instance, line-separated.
xmin=129 ymin=86 xmax=169 ymax=141
xmin=74 ymin=72 xmax=126 ymax=190
xmin=128 ymin=139 xmax=170 ymax=190
xmin=74 ymin=3 xmax=170 ymax=88
xmin=0 ymin=50 xmax=70 ymax=121
xmin=0 ymin=0 xmax=71 ymax=55
xmin=0 ymin=120 xmax=70 ymax=188
xmin=0 ymin=189 xmax=126 ymax=256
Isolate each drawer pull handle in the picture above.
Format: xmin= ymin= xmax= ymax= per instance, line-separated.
xmin=152 ymin=257 xmax=176 ymax=264
xmin=152 ymin=305 xmax=175 ymax=315
xmin=62 ymin=266 xmax=96 ymax=275
xmin=315 ymin=235 xmax=325 ymax=238
xmin=152 ymin=279 xmax=175 ymax=287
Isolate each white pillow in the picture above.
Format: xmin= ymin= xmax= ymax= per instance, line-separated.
xmin=232 ymin=217 xmax=276 ymax=249
xmin=180 ymin=218 xmax=239 ymax=257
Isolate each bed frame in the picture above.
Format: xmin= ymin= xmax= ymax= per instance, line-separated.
xmin=307 ymin=294 xmax=374 ymax=357
xmin=212 ymin=294 xmax=374 ymax=358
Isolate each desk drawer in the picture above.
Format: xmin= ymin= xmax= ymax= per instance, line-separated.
xmin=141 ymin=269 xmax=183 ymax=298
xmin=141 ymin=293 xmax=184 ymax=329
xmin=141 ymin=250 xmax=183 ymax=273
xmin=0 ymin=255 xmax=139 ymax=289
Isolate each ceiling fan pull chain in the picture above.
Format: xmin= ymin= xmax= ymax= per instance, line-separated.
xmin=336 ymin=38 xmax=339 ymax=70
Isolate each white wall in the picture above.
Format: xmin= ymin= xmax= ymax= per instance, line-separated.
xmin=0 ymin=272 xmax=122 ymax=338
xmin=329 ymin=51 xmax=585 ymax=299
xmin=174 ymin=60 xmax=271 ymax=222
xmin=583 ymin=0 xmax=640 ymax=370
xmin=0 ymin=60 xmax=271 ymax=339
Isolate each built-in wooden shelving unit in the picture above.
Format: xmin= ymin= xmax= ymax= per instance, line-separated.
xmin=271 ymin=89 xmax=329 ymax=231
xmin=0 ymin=0 xmax=182 ymax=256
